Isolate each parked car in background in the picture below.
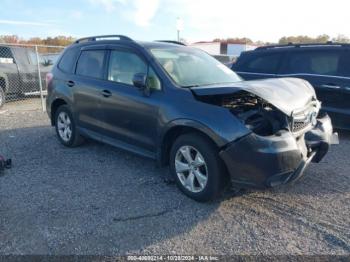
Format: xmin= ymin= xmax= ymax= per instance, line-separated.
xmin=232 ymin=43 xmax=350 ymax=129
xmin=46 ymin=35 xmax=337 ymax=201
xmin=41 ymin=53 xmax=60 ymax=66
xmin=0 ymin=45 xmax=53 ymax=108
xmin=212 ymin=54 xmax=236 ymax=66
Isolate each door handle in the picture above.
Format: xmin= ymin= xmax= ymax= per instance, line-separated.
xmin=320 ymin=84 xmax=341 ymax=89
xmin=67 ymin=80 xmax=75 ymax=87
xmin=101 ymin=90 xmax=112 ymax=97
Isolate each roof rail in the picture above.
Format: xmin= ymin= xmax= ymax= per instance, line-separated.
xmin=155 ymin=40 xmax=186 ymax=46
xmin=75 ymin=35 xmax=133 ymax=44
xmin=256 ymin=42 xmax=350 ymax=50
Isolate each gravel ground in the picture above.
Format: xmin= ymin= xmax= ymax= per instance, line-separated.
xmin=0 ymin=99 xmax=349 ymax=256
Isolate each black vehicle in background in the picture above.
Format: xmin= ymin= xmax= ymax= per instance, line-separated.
xmin=46 ymin=35 xmax=337 ymax=201
xmin=232 ymin=43 xmax=350 ymax=129
xmin=0 ymin=45 xmax=53 ymax=108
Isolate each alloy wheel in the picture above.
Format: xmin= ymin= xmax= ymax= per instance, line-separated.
xmin=57 ymin=111 xmax=72 ymax=142
xmin=175 ymin=145 xmax=208 ymax=193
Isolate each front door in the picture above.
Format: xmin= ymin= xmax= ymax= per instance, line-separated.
xmin=99 ymin=49 xmax=163 ymax=157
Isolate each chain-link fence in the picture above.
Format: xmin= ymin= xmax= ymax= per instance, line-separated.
xmin=0 ymin=43 xmax=65 ymax=112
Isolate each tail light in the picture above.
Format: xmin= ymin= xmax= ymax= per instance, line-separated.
xmin=45 ymin=73 xmax=53 ymax=93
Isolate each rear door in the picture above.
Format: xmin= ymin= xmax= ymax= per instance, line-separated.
xmin=72 ymin=47 xmax=108 ymax=134
xmin=233 ymin=51 xmax=283 ymax=80
xmin=281 ymin=48 xmax=350 ymax=128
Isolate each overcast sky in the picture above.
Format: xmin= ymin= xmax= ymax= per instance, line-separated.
xmin=0 ymin=0 xmax=349 ymax=43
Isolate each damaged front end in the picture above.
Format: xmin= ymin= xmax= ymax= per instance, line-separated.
xmin=192 ymin=78 xmax=338 ymax=188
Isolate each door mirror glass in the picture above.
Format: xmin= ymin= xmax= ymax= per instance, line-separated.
xmin=132 ymin=73 xmax=147 ymax=89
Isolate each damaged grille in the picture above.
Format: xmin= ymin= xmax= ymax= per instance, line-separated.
xmin=291 ymin=102 xmax=319 ymax=133
xmin=292 ymin=119 xmax=311 ymax=132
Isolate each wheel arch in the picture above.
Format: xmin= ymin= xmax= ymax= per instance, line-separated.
xmin=50 ymin=98 xmax=68 ymax=126
xmin=158 ymin=119 xmax=227 ymax=167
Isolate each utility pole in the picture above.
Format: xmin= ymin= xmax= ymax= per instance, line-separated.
xmin=176 ymin=17 xmax=183 ymax=42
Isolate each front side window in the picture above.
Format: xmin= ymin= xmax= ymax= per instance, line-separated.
xmin=0 ymin=47 xmax=14 ymax=64
xmin=150 ymin=47 xmax=241 ymax=87
xmin=76 ymin=50 xmax=105 ymax=79
xmin=242 ymin=53 xmax=282 ymax=74
xmin=288 ymin=51 xmax=341 ymax=76
xmin=108 ymin=50 xmax=147 ymax=85
xmin=108 ymin=50 xmax=161 ymax=90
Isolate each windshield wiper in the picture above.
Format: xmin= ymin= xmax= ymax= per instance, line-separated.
xmin=182 ymin=82 xmax=236 ymax=88
xmin=181 ymin=85 xmax=200 ymax=88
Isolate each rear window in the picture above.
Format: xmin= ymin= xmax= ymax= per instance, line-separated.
xmin=237 ymin=53 xmax=282 ymax=74
xmin=58 ymin=48 xmax=78 ymax=73
xmin=76 ymin=50 xmax=105 ymax=79
xmin=287 ymin=50 xmax=342 ymax=76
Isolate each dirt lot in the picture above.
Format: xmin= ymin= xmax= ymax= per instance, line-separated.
xmin=0 ymin=99 xmax=349 ymax=255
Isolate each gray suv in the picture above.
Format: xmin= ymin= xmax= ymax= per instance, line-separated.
xmin=46 ymin=35 xmax=338 ymax=201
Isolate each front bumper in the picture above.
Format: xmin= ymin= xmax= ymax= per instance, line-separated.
xmin=219 ymin=114 xmax=338 ymax=189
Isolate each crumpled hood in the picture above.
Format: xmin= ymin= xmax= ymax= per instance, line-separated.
xmin=190 ymin=77 xmax=317 ymax=116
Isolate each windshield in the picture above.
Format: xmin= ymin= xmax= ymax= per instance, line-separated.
xmin=150 ymin=47 xmax=242 ymax=87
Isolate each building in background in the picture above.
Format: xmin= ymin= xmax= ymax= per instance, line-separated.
xmin=190 ymin=41 xmax=258 ymax=57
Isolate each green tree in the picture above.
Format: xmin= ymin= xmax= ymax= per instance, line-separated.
xmin=332 ymin=34 xmax=350 ymax=43
xmin=279 ymin=34 xmax=331 ymax=44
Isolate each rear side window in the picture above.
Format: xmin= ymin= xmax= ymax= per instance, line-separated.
xmin=58 ymin=48 xmax=78 ymax=73
xmin=287 ymin=51 xmax=341 ymax=76
xmin=238 ymin=53 xmax=282 ymax=74
xmin=76 ymin=50 xmax=105 ymax=79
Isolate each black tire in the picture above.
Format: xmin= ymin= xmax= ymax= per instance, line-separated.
xmin=169 ymin=133 xmax=225 ymax=202
xmin=54 ymin=105 xmax=84 ymax=147
xmin=0 ymin=88 xmax=5 ymax=108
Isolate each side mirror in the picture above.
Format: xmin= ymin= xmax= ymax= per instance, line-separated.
xmin=132 ymin=73 xmax=147 ymax=89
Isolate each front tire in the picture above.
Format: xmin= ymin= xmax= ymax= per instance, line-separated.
xmin=169 ymin=133 xmax=225 ymax=202
xmin=55 ymin=105 xmax=84 ymax=147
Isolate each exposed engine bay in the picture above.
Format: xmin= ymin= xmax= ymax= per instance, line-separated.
xmin=195 ymin=91 xmax=321 ymax=137
xmin=222 ymin=92 xmax=291 ymax=136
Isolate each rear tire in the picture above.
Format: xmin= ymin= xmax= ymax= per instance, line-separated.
xmin=169 ymin=133 xmax=225 ymax=202
xmin=0 ymin=88 xmax=5 ymax=108
xmin=54 ymin=105 xmax=84 ymax=147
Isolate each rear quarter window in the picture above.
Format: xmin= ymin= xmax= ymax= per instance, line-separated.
xmin=58 ymin=47 xmax=79 ymax=73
